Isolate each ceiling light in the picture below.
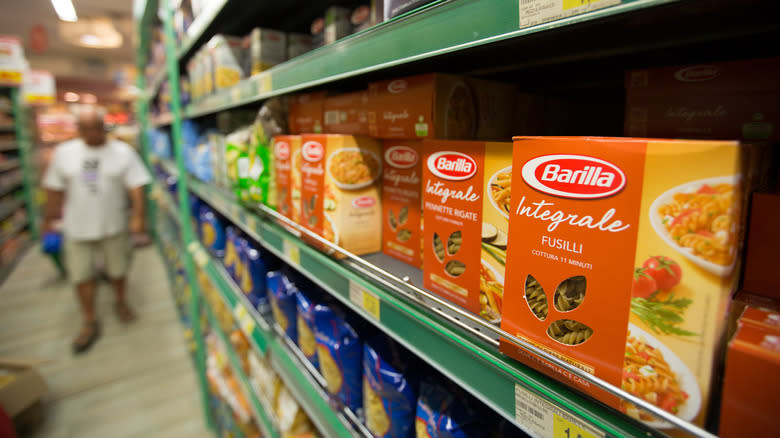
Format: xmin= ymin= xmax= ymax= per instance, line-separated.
xmin=51 ymin=0 xmax=78 ymax=22
xmin=64 ymin=92 xmax=80 ymax=102
xmin=79 ymin=34 xmax=101 ymax=46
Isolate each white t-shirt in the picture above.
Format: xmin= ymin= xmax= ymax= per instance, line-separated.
xmin=43 ymin=138 xmax=152 ymax=241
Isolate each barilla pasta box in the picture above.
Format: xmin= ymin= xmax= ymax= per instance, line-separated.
xmin=382 ymin=140 xmax=422 ymax=267
xmin=289 ymin=92 xmax=326 ymax=134
xmin=300 ymin=134 xmax=382 ymax=257
xmin=422 ymin=140 xmax=512 ymax=324
xmin=324 ymin=91 xmax=370 ymax=135
xmin=273 ymin=135 xmax=302 ymax=225
xmin=367 ymin=73 xmax=516 ymax=140
xmin=500 ymin=137 xmax=752 ymax=432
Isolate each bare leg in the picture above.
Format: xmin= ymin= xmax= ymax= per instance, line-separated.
xmin=112 ymin=277 xmax=136 ymax=322
xmin=73 ymin=280 xmax=100 ymax=353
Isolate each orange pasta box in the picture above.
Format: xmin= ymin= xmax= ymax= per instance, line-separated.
xmin=422 ymin=140 xmax=512 ymax=324
xmin=289 ymin=92 xmax=326 ymax=134
xmin=367 ymin=73 xmax=516 ymax=140
xmin=323 ymin=90 xmax=369 ymax=135
xmin=500 ymin=137 xmax=755 ymax=433
xmin=381 ymin=140 xmax=423 ymax=267
xmin=300 ymin=134 xmax=382 ymax=257
xmin=273 ymin=135 xmax=302 ymax=225
xmin=719 ymin=322 xmax=780 ymax=438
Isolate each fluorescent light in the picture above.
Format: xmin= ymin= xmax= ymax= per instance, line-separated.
xmin=79 ymin=34 xmax=100 ymax=46
xmin=51 ymin=0 xmax=78 ymax=22
xmin=64 ymin=92 xmax=80 ymax=102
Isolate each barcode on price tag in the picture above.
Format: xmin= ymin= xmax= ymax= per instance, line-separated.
xmin=349 ymin=280 xmax=381 ymax=320
xmin=519 ymin=0 xmax=619 ymax=29
xmin=283 ymin=239 xmax=300 ymax=266
xmin=514 ymin=384 xmax=605 ymax=438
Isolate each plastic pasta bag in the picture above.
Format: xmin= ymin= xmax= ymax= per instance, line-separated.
xmin=267 ymin=270 xmax=299 ymax=341
xmin=415 ymin=377 xmax=485 ymax=438
xmin=314 ymin=302 xmax=363 ymax=413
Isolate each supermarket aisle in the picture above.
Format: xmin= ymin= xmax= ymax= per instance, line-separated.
xmin=0 ymin=246 xmax=211 ymax=438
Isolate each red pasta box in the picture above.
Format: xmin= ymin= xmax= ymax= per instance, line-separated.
xmin=742 ymin=192 xmax=780 ymax=300
xmin=500 ymin=137 xmax=756 ymax=433
xmin=422 ymin=140 xmax=512 ymax=324
xmin=719 ymin=322 xmax=780 ymax=438
xmin=300 ymin=134 xmax=382 ymax=257
xmin=273 ymin=135 xmax=302 ymax=225
xmin=323 ymin=91 xmax=369 ymax=135
xmin=289 ymin=92 xmax=326 ymax=134
xmin=381 ymin=140 xmax=422 ymax=267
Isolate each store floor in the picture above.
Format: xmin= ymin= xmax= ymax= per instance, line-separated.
xmin=0 ymin=246 xmax=211 ymax=438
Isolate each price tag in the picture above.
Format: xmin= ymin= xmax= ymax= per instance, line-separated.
xmin=283 ymin=239 xmax=300 ymax=266
xmin=349 ymin=280 xmax=381 ymax=320
xmin=193 ymin=247 xmax=209 ymax=268
xmin=246 ymin=214 xmax=258 ymax=233
xmin=514 ymin=384 xmax=604 ymax=438
xmin=255 ymin=72 xmax=272 ymax=94
xmin=233 ymin=304 xmax=256 ymax=334
xmin=561 ymin=0 xmax=612 ymax=10
xmin=519 ymin=0 xmax=619 ymax=29
xmin=187 ymin=241 xmax=199 ymax=254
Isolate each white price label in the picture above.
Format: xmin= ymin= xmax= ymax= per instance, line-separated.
xmin=193 ymin=247 xmax=209 ymax=268
xmin=283 ymin=239 xmax=300 ymax=266
xmin=233 ymin=304 xmax=256 ymax=334
xmin=514 ymin=384 xmax=605 ymax=438
xmin=519 ymin=0 xmax=619 ymax=29
xmin=255 ymin=72 xmax=272 ymax=94
xmin=348 ymin=280 xmax=381 ymax=320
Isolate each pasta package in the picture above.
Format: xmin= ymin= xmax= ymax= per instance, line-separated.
xmin=422 ymin=140 xmax=512 ymax=324
xmin=314 ymin=302 xmax=363 ymax=413
xmin=415 ymin=377 xmax=485 ymax=438
xmin=208 ymin=35 xmax=247 ymax=90
xmin=295 ymin=285 xmax=321 ymax=370
xmin=225 ymin=127 xmax=252 ymax=200
xmin=273 ymin=135 xmax=303 ymax=225
xmin=267 ymin=271 xmax=299 ymax=341
xmin=363 ymin=336 xmax=418 ymax=438
xmin=199 ymin=203 xmax=227 ymax=257
xmin=323 ymin=91 xmax=370 ymax=135
xmin=382 ymin=140 xmax=422 ymax=268
xmin=224 ymin=226 xmax=241 ymax=282
xmin=500 ymin=137 xmax=763 ymax=433
xmin=367 ymin=73 xmax=516 ymax=140
xmin=240 ymin=239 xmax=270 ymax=310
xmin=288 ymin=92 xmax=325 ymax=134
xmin=300 ymin=134 xmax=382 ymax=257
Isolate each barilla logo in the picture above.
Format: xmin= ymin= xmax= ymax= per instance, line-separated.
xmin=311 ymin=18 xmax=324 ymax=34
xmin=352 ymin=196 xmax=376 ymax=208
xmin=385 ymin=146 xmax=418 ymax=169
xmin=427 ymin=151 xmax=477 ymax=181
xmin=388 ymin=80 xmax=407 ymax=94
xmin=302 ymin=141 xmax=324 ymax=162
xmin=274 ymin=141 xmax=290 ymax=160
xmin=674 ymin=65 xmax=719 ymax=82
xmin=351 ymin=5 xmax=369 ymax=25
xmin=521 ymin=155 xmax=626 ymax=199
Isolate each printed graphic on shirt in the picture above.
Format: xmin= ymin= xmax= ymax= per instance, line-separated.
xmin=82 ymin=158 xmax=99 ymax=194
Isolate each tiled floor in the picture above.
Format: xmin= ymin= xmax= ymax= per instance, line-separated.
xmin=0 ymin=246 xmax=211 ymax=438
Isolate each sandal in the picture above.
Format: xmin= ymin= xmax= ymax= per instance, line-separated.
xmin=72 ymin=321 xmax=101 ymax=354
xmin=115 ymin=301 xmax=137 ymax=323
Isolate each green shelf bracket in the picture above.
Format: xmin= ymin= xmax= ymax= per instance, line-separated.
xmin=10 ymin=88 xmax=38 ymax=240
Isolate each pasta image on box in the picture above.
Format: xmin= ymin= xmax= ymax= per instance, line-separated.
xmin=300 ymin=134 xmax=383 ymax=257
xmin=382 ymin=140 xmax=422 ymax=267
xmin=499 ymin=137 xmax=754 ymax=433
xmin=422 ymin=140 xmax=511 ymax=324
xmin=273 ymin=135 xmax=302 ymax=224
xmin=367 ymin=73 xmax=516 ymax=140
xmin=288 ymin=91 xmax=326 ymax=134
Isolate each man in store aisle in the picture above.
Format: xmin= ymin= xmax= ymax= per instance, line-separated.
xmin=42 ymin=106 xmax=151 ymax=354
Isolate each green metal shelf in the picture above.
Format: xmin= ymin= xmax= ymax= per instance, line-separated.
xmin=142 ymin=68 xmax=168 ymax=103
xmin=0 ymin=143 xmax=17 ymax=152
xmin=0 ymin=198 xmax=25 ymax=221
xmin=0 ymin=238 xmax=31 ymax=284
xmin=0 ymin=180 xmax=22 ymax=197
xmin=0 ymin=159 xmax=21 ymax=173
xmin=152 ymin=181 xmax=182 ymax=226
xmin=188 ymin=178 xmax=702 ymax=438
xmin=0 ymin=219 xmax=28 ymax=246
xmin=176 ymin=0 xmax=229 ymax=61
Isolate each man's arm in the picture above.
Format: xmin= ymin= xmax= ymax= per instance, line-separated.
xmin=43 ymin=189 xmax=64 ymax=233
xmin=128 ymin=186 xmax=146 ymax=234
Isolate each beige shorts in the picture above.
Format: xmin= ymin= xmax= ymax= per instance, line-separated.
xmin=66 ymin=233 xmax=131 ymax=284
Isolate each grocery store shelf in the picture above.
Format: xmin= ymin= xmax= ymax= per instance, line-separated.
xmin=176 ymin=0 xmax=229 ymax=61
xmin=194 ymin=239 xmax=366 ymax=438
xmin=151 ymin=181 xmax=182 ymax=226
xmin=203 ymin=302 xmax=279 ymax=438
xmin=151 ymin=112 xmax=174 ymax=127
xmin=0 ymin=143 xmax=17 ymax=152
xmin=0 ymin=180 xmax=22 ymax=197
xmin=188 ymin=177 xmax=717 ymax=438
xmin=0 ymin=159 xmax=21 ymax=172
xmin=0 ymin=238 xmax=31 ymax=284
xmin=143 ymin=68 xmax=168 ymax=102
xmin=0 ymin=219 xmax=29 ymax=247
xmin=0 ymin=125 xmax=13 ymax=133
xmin=159 ymin=158 xmax=179 ymax=178
xmin=0 ymin=198 xmax=25 ymax=221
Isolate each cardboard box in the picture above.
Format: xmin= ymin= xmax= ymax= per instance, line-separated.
xmin=273 ymin=135 xmax=302 ymax=225
xmin=368 ymin=73 xmax=516 ymax=140
xmin=246 ymin=28 xmax=287 ymax=75
xmin=422 ymin=140 xmax=511 ymax=324
xmin=500 ymin=137 xmax=754 ymax=433
xmin=729 ymin=291 xmax=780 ymax=336
xmin=287 ymin=32 xmax=313 ymax=59
xmin=324 ymin=6 xmax=352 ymax=45
xmin=0 ymin=358 xmax=47 ymax=419
xmin=323 ymin=91 xmax=369 ymax=135
xmin=208 ymin=35 xmax=246 ymax=90
xmin=288 ymin=92 xmax=325 ymax=134
xmin=382 ymin=140 xmax=422 ymax=267
xmin=742 ymin=192 xmax=780 ymax=300
xmin=719 ymin=322 xmax=780 ymax=438
xmin=300 ymin=135 xmax=382 ymax=257
xmin=383 ymin=0 xmax=437 ymax=19
xmin=625 ymin=57 xmax=780 ymax=142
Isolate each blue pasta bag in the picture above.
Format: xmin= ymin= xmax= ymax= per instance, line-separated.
xmin=363 ymin=336 xmax=418 ymax=438
xmin=415 ymin=378 xmax=486 ymax=438
xmin=224 ymin=226 xmax=240 ymax=281
xmin=295 ymin=286 xmax=322 ymax=370
xmin=189 ymin=195 xmax=202 ymax=240
xmin=199 ymin=204 xmax=226 ymax=257
xmin=241 ymin=239 xmax=268 ymax=309
xmin=314 ymin=302 xmax=363 ymax=413
xmin=267 ymin=271 xmax=298 ymax=341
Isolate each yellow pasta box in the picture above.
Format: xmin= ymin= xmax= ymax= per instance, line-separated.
xmin=500 ymin=137 xmax=757 ymax=433
xmin=422 ymin=140 xmax=512 ymax=324
xmin=382 ymin=140 xmax=423 ymax=267
xmin=300 ymin=134 xmax=382 ymax=257
xmin=273 ymin=135 xmax=302 ymax=225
